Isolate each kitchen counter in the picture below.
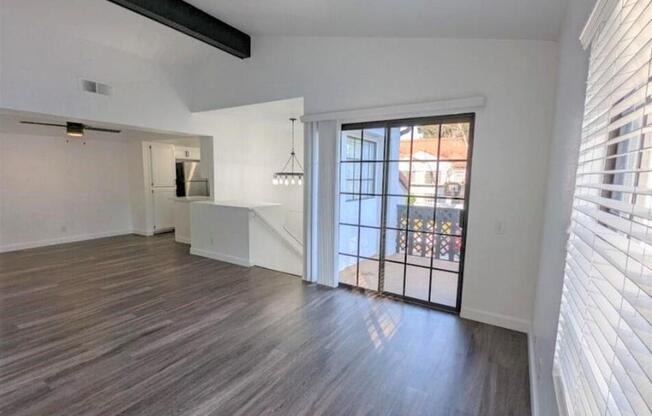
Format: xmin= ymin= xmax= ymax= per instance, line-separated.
xmin=190 ymin=200 xmax=282 ymax=267
xmin=174 ymin=199 xmax=278 ymax=245
xmin=172 ymin=197 xmax=210 ymax=244
xmin=172 ymin=196 xmax=211 ymax=203
xmin=192 ymin=200 xmax=280 ymax=209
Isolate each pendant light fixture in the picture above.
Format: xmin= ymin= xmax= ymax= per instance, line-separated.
xmin=273 ymin=118 xmax=303 ymax=186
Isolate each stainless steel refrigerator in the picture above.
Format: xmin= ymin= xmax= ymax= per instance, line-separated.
xmin=176 ymin=161 xmax=209 ymax=197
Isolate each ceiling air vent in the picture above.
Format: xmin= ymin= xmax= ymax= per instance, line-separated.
xmin=81 ymin=79 xmax=112 ymax=96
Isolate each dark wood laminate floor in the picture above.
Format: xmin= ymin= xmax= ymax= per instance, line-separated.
xmin=0 ymin=234 xmax=530 ymax=416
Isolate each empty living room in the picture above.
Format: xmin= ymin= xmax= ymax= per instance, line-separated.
xmin=1 ymin=0 xmax=650 ymax=415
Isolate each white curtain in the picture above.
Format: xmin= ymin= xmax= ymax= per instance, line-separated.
xmin=302 ymin=119 xmax=339 ymax=287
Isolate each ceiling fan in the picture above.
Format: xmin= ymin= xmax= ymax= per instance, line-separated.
xmin=19 ymin=121 xmax=121 ymax=137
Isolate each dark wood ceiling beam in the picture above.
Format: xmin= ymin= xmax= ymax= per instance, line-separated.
xmin=107 ymin=0 xmax=251 ymax=59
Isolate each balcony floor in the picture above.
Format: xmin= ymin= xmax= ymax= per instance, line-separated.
xmin=339 ymin=254 xmax=459 ymax=307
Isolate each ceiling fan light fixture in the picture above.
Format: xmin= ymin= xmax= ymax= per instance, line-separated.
xmin=66 ymin=122 xmax=84 ymax=137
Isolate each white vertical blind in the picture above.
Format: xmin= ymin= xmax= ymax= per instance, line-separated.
xmin=555 ymin=0 xmax=652 ymax=415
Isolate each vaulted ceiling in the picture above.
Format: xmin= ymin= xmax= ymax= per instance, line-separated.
xmin=3 ymin=0 xmax=215 ymax=67
xmin=187 ymin=0 xmax=568 ymax=41
xmin=6 ymin=0 xmax=568 ymax=72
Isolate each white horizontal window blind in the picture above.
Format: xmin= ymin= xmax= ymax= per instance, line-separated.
xmin=555 ymin=0 xmax=652 ymax=415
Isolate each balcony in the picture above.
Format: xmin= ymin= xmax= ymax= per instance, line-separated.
xmin=340 ymin=204 xmax=462 ymax=307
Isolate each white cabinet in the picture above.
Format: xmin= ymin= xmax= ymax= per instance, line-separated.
xmin=189 ymin=147 xmax=200 ymax=160
xmin=148 ymin=142 xmax=176 ymax=233
xmin=152 ymin=188 xmax=176 ymax=232
xmin=174 ymin=146 xmax=200 ymax=161
xmin=150 ymin=143 xmax=176 ymax=187
xmin=175 ymin=147 xmax=189 ymax=160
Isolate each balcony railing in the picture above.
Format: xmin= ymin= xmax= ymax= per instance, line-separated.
xmin=396 ymin=204 xmax=462 ymax=262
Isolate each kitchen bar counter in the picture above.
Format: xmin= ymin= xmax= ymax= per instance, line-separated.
xmin=173 ymin=197 xmax=211 ymax=243
xmin=172 ymin=196 xmax=211 ymax=202
xmin=192 ymin=200 xmax=280 ymax=209
xmin=189 ymin=200 xmax=281 ymax=267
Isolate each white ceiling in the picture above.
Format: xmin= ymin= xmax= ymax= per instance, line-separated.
xmin=5 ymin=0 xmax=215 ymax=67
xmin=10 ymin=0 xmax=568 ymax=72
xmin=188 ymin=0 xmax=568 ymax=40
xmin=3 ymin=0 xmax=569 ymax=96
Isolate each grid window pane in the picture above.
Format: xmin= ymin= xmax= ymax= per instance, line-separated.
xmin=433 ymin=235 xmax=461 ymax=264
xmin=339 ymin=225 xmax=358 ymax=256
xmin=405 ymin=265 xmax=430 ymax=301
xmin=412 ymin=124 xmax=440 ymax=160
xmin=338 ymin=255 xmax=358 ymax=286
xmin=341 ymin=130 xmax=362 ymax=161
xmin=361 ymin=162 xmax=382 ymax=195
xmin=359 ymin=227 xmax=381 ymax=259
xmin=339 ymin=194 xmax=359 ymax=225
xmin=436 ymin=161 xmax=467 ymax=199
xmin=359 ymin=196 xmax=383 ymax=227
xmin=406 ymin=231 xmax=433 ymax=267
xmin=386 ymin=161 xmax=410 ymax=196
xmin=358 ymin=259 xmax=379 ymax=290
xmin=388 ymin=126 xmax=412 ymax=161
xmin=385 ymin=195 xmax=410 ymax=229
xmin=384 ymin=228 xmax=406 ymax=260
xmin=362 ymin=128 xmax=385 ymax=161
xmin=383 ymin=261 xmax=404 ymax=295
xmin=340 ymin=162 xmax=360 ymax=195
xmin=435 ymin=202 xmax=463 ymax=236
xmin=410 ymin=161 xmax=438 ymax=197
xmin=408 ymin=197 xmax=435 ymax=233
xmin=430 ymin=270 xmax=458 ymax=306
xmin=439 ymin=123 xmax=469 ymax=160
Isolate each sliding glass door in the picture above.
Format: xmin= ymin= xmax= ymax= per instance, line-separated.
xmin=337 ymin=114 xmax=474 ymax=312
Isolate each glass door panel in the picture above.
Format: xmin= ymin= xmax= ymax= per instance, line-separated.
xmin=337 ymin=114 xmax=474 ymax=312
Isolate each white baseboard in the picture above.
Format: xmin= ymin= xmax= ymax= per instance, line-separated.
xmin=0 ymin=230 xmax=134 ymax=253
xmin=175 ymin=235 xmax=191 ymax=244
xmin=132 ymin=228 xmax=154 ymax=237
xmin=529 ymin=334 xmax=539 ymax=416
xmin=189 ymin=247 xmax=253 ymax=267
xmin=460 ymin=306 xmax=531 ymax=333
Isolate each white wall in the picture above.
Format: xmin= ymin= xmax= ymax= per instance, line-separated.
xmin=530 ymin=0 xmax=594 ymax=414
xmin=250 ymin=205 xmax=303 ymax=276
xmin=0 ymin=0 xmax=200 ymax=136
xmin=0 ymin=115 xmax=207 ymax=249
xmin=0 ymin=130 xmax=132 ymax=252
xmin=189 ymin=37 xmax=559 ymax=330
xmin=192 ymin=99 xmax=304 ymax=239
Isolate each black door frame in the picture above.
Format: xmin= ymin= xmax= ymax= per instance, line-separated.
xmin=338 ymin=113 xmax=475 ymax=314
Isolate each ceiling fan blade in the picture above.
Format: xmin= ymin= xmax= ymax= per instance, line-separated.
xmin=20 ymin=121 xmax=66 ymax=128
xmin=85 ymin=126 xmax=122 ymax=134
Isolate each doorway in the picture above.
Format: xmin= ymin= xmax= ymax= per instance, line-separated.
xmin=337 ymin=114 xmax=474 ymax=312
